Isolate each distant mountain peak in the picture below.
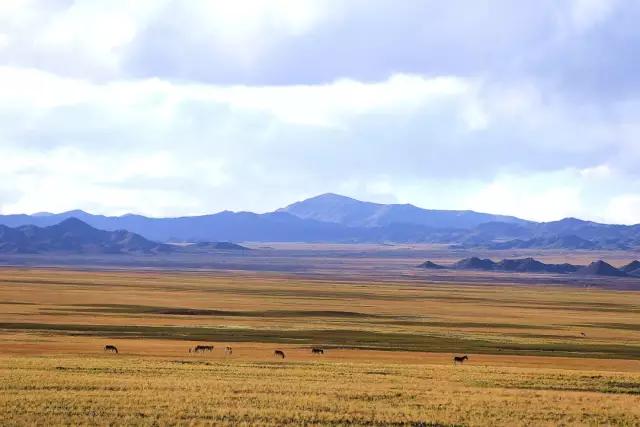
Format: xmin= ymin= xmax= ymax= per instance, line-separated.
xmin=417 ymin=260 xmax=445 ymax=269
xmin=286 ymin=193 xmax=370 ymax=207
xmin=313 ymin=192 xmax=357 ymax=200
xmin=279 ymin=193 xmax=527 ymax=229
xmin=54 ymin=217 xmax=95 ymax=231
xmin=621 ymin=260 xmax=640 ymax=273
xmin=31 ymin=212 xmax=55 ymax=217
xmin=552 ymin=217 xmax=592 ymax=226
xmin=61 ymin=209 xmax=90 ymax=216
xmin=578 ymin=260 xmax=627 ymax=277
xmin=454 ymin=257 xmax=496 ymax=270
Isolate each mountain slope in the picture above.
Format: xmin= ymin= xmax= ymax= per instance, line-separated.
xmin=417 ymin=260 xmax=446 ymax=269
xmin=488 ymin=235 xmax=600 ymax=250
xmin=183 ymin=242 xmax=250 ymax=251
xmin=453 ymin=257 xmax=497 ymax=270
xmin=577 ymin=261 xmax=627 ymax=277
xmin=493 ymin=258 xmax=580 ymax=273
xmin=0 ymin=211 xmax=357 ymax=243
xmin=418 ymin=257 xmax=629 ymax=277
xmin=278 ymin=193 xmax=528 ymax=229
xmin=0 ymin=218 xmax=170 ymax=254
xmin=621 ymin=260 xmax=640 ymax=274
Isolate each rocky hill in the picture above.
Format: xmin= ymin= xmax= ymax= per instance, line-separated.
xmin=419 ymin=257 xmax=631 ymax=277
xmin=0 ymin=218 xmax=171 ymax=254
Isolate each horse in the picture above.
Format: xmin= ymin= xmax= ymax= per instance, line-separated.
xmin=225 ymin=346 xmax=233 ymax=356
xmin=311 ymin=348 xmax=324 ymax=354
xmin=453 ymin=355 xmax=468 ymax=365
xmin=580 ymin=332 xmax=586 ymax=337
xmin=104 ymin=345 xmax=118 ymax=354
xmin=197 ymin=345 xmax=213 ymax=353
xmin=193 ymin=345 xmax=214 ymax=353
xmin=274 ymin=350 xmax=286 ymax=359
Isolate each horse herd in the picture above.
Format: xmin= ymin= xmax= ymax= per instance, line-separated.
xmin=103 ymin=344 xmax=469 ymax=364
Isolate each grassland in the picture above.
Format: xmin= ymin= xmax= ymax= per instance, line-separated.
xmin=1 ymin=267 xmax=640 ymax=425
xmin=2 ymin=354 xmax=640 ymax=426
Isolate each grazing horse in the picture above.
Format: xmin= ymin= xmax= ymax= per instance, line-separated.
xmin=274 ymin=350 xmax=286 ymax=359
xmin=104 ymin=345 xmax=118 ymax=354
xmin=192 ymin=345 xmax=214 ymax=353
xmin=225 ymin=346 xmax=233 ymax=356
xmin=580 ymin=332 xmax=586 ymax=337
xmin=311 ymin=348 xmax=324 ymax=354
xmin=453 ymin=355 xmax=468 ymax=365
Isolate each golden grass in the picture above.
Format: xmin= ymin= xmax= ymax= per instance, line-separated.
xmin=2 ymin=267 xmax=640 ymax=425
xmin=1 ymin=268 xmax=639 ymax=352
xmin=2 ymin=354 xmax=640 ymax=426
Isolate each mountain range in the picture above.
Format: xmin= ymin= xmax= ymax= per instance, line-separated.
xmin=278 ymin=193 xmax=525 ymax=228
xmin=419 ymin=257 xmax=640 ymax=277
xmin=0 ymin=193 xmax=639 ymax=248
xmin=0 ymin=218 xmax=170 ymax=254
xmin=0 ymin=218 xmax=249 ymax=255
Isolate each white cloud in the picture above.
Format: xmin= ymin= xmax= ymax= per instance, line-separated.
xmin=568 ymin=0 xmax=618 ymax=31
xmin=606 ymin=194 xmax=640 ymax=225
xmin=194 ymin=0 xmax=327 ymax=41
xmin=0 ymin=64 xmax=638 ymax=222
xmin=0 ymin=33 xmax=8 ymax=50
xmin=464 ymin=172 xmax=584 ymax=222
xmin=0 ymin=1 xmax=640 ymax=224
xmin=0 ymin=0 xmax=331 ymax=79
xmin=202 ymin=74 xmax=474 ymax=126
xmin=0 ymin=145 xmax=228 ymax=216
xmin=579 ymin=164 xmax=612 ymax=180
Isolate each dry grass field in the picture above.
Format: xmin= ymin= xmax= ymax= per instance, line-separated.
xmin=1 ymin=267 xmax=640 ymax=425
xmin=3 ymin=353 xmax=640 ymax=426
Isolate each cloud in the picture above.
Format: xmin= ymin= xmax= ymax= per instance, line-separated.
xmin=606 ymin=194 xmax=640 ymax=225
xmin=0 ymin=1 xmax=639 ymax=223
xmin=0 ymin=64 xmax=639 ymax=221
xmin=3 ymin=1 xmax=638 ymax=91
xmin=466 ymin=174 xmax=583 ymax=222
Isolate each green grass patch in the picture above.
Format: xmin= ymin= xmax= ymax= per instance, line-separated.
xmin=3 ymin=321 xmax=640 ymax=359
xmin=41 ymin=304 xmax=384 ymax=319
xmin=584 ymin=323 xmax=640 ymax=331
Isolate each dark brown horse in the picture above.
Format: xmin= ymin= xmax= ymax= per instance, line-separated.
xmin=311 ymin=348 xmax=324 ymax=354
xmin=104 ymin=345 xmax=118 ymax=354
xmin=192 ymin=345 xmax=214 ymax=353
xmin=274 ymin=350 xmax=286 ymax=359
xmin=453 ymin=355 xmax=468 ymax=365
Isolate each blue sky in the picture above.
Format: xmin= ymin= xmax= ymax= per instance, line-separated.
xmin=1 ymin=0 xmax=639 ymax=223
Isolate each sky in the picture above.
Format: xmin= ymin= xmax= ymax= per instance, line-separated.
xmin=1 ymin=0 xmax=639 ymax=223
